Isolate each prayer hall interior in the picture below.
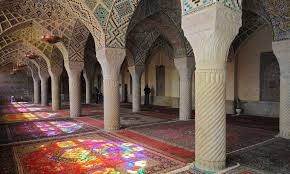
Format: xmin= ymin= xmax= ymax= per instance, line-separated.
xmin=0 ymin=0 xmax=289 ymax=173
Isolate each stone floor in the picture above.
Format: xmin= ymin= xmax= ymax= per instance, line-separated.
xmin=0 ymin=102 xmax=288 ymax=174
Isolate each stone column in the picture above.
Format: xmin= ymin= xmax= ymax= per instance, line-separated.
xmin=174 ymin=58 xmax=194 ymax=120
xmin=33 ymin=78 xmax=40 ymax=104
xmin=65 ymin=62 xmax=84 ymax=118
xmin=182 ymin=3 xmax=241 ymax=171
xmin=273 ymin=40 xmax=290 ymax=139
xmin=128 ymin=66 xmax=144 ymax=112
xmin=83 ymin=74 xmax=92 ymax=104
xmin=51 ymin=74 xmax=61 ymax=111
xmin=40 ymin=77 xmax=49 ymax=106
xmin=96 ymin=48 xmax=125 ymax=131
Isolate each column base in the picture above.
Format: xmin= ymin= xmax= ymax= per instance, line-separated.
xmin=70 ymin=113 xmax=80 ymax=118
xmin=279 ymin=130 xmax=290 ymax=139
xmin=132 ymin=108 xmax=141 ymax=113
xmin=196 ymin=158 xmax=225 ymax=172
xmin=179 ymin=116 xmax=191 ymax=121
xmin=104 ymin=127 xmax=120 ymax=131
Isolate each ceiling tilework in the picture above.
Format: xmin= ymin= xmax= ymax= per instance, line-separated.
xmin=182 ymin=0 xmax=242 ymax=15
xmin=263 ymin=0 xmax=290 ymax=41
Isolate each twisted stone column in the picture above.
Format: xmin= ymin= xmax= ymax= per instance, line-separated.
xmin=65 ymin=62 xmax=84 ymax=118
xmin=273 ymin=40 xmax=290 ymax=139
xmin=182 ymin=4 xmax=241 ymax=171
xmin=129 ymin=66 xmax=144 ymax=112
xmin=51 ymin=74 xmax=61 ymax=111
xmin=96 ymin=48 xmax=125 ymax=131
xmin=40 ymin=77 xmax=49 ymax=106
xmin=174 ymin=58 xmax=194 ymax=120
xmin=68 ymin=70 xmax=82 ymax=118
xmin=33 ymin=78 xmax=40 ymax=104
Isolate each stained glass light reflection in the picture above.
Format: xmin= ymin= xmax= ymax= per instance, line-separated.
xmin=22 ymin=139 xmax=147 ymax=174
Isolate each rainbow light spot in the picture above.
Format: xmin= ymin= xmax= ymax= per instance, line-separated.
xmin=22 ymin=139 xmax=147 ymax=174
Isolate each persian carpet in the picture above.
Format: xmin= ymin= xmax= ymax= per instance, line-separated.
xmin=1 ymin=118 xmax=101 ymax=145
xmin=227 ymin=138 xmax=290 ymax=174
xmin=0 ymin=146 xmax=16 ymax=174
xmin=227 ymin=115 xmax=279 ymax=131
xmin=139 ymin=111 xmax=179 ymax=120
xmin=129 ymin=120 xmax=277 ymax=152
xmin=13 ymin=132 xmax=186 ymax=174
xmin=81 ymin=107 xmax=104 ymax=116
xmin=0 ymin=112 xmax=68 ymax=124
xmin=57 ymin=109 xmax=103 ymax=117
xmin=224 ymin=166 xmax=266 ymax=174
xmin=94 ymin=113 xmax=167 ymax=128
xmin=0 ymin=124 xmax=9 ymax=144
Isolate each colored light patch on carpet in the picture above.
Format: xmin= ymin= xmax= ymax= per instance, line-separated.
xmin=0 ymin=112 xmax=67 ymax=123
xmin=1 ymin=107 xmax=48 ymax=114
xmin=1 ymin=118 xmax=101 ymax=144
xmin=5 ymin=120 xmax=98 ymax=144
xmin=14 ymin=133 xmax=185 ymax=174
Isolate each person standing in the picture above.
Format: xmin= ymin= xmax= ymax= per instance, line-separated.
xmin=144 ymin=84 xmax=151 ymax=105
xmin=95 ymin=88 xmax=99 ymax=104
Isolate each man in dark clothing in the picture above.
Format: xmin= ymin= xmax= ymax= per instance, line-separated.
xmin=144 ymin=84 xmax=151 ymax=105
xmin=95 ymin=88 xmax=99 ymax=104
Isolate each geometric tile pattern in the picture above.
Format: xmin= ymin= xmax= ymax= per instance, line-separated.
xmin=0 ymin=24 xmax=65 ymax=70
xmin=66 ymin=0 xmax=103 ymax=47
xmin=0 ymin=0 xmax=76 ymax=44
xmin=68 ymin=20 xmax=90 ymax=62
xmin=0 ymin=9 xmax=28 ymax=35
xmin=127 ymin=30 xmax=160 ymax=66
xmin=182 ymin=0 xmax=242 ymax=15
xmin=83 ymin=34 xmax=97 ymax=79
xmin=263 ymin=0 xmax=290 ymax=41
xmin=105 ymin=0 xmax=139 ymax=48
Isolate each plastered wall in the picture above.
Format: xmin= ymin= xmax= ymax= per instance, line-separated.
xmin=237 ymin=26 xmax=273 ymax=101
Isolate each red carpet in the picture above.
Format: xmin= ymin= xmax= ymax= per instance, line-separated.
xmin=113 ymin=130 xmax=194 ymax=163
xmin=76 ymin=117 xmax=104 ymax=129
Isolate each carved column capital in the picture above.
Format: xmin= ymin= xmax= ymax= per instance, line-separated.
xmin=128 ymin=65 xmax=145 ymax=79
xmin=96 ymin=48 xmax=126 ymax=80
xmin=174 ymin=57 xmax=195 ymax=80
xmin=49 ymin=66 xmax=63 ymax=79
xmin=182 ymin=3 xmax=242 ymax=69
xmin=65 ymin=61 xmax=84 ymax=77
